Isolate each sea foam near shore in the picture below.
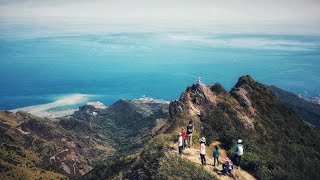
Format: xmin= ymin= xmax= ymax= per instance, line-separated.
xmin=11 ymin=94 xmax=91 ymax=117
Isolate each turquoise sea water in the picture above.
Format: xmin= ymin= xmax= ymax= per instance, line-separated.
xmin=1 ymin=29 xmax=320 ymax=110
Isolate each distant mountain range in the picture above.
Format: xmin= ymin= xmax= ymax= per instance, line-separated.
xmin=1 ymin=76 xmax=320 ymax=179
xmin=270 ymin=85 xmax=320 ymax=128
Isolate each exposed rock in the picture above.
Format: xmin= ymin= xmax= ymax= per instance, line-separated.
xmin=169 ymin=81 xmax=217 ymax=121
xmin=230 ymin=75 xmax=254 ymax=109
xmin=168 ymin=78 xmax=255 ymax=130
xmin=169 ymin=100 xmax=184 ymax=118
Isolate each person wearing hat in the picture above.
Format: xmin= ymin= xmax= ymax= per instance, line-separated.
xmin=178 ymin=132 xmax=183 ymax=155
xmin=221 ymin=157 xmax=233 ymax=174
xmin=199 ymin=137 xmax=206 ymax=165
xmin=233 ymin=139 xmax=244 ymax=167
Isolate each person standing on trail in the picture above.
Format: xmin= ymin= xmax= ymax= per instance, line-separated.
xmin=212 ymin=145 xmax=220 ymax=167
xmin=200 ymin=137 xmax=206 ymax=165
xmin=182 ymin=127 xmax=187 ymax=149
xmin=178 ymin=132 xmax=183 ymax=155
xmin=233 ymin=139 xmax=244 ymax=167
xmin=186 ymin=120 xmax=194 ymax=148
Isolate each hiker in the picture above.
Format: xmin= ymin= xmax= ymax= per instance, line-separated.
xmin=212 ymin=145 xmax=220 ymax=167
xmin=233 ymin=139 xmax=244 ymax=167
xmin=200 ymin=137 xmax=206 ymax=165
xmin=221 ymin=157 xmax=233 ymax=174
xmin=182 ymin=127 xmax=187 ymax=149
xmin=186 ymin=120 xmax=194 ymax=148
xmin=178 ymin=132 xmax=183 ymax=155
xmin=249 ymin=107 xmax=257 ymax=117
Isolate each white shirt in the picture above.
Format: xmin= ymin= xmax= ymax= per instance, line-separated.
xmin=200 ymin=143 xmax=206 ymax=155
xmin=178 ymin=136 xmax=183 ymax=146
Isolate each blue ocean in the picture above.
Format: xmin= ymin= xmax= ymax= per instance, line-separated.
xmin=1 ymin=24 xmax=320 ymax=110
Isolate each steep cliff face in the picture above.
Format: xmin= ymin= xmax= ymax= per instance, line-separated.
xmin=168 ymin=77 xmax=255 ymax=131
xmin=169 ymin=81 xmax=218 ymax=121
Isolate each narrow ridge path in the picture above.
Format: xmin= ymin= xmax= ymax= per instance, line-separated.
xmin=169 ymin=141 xmax=256 ymax=180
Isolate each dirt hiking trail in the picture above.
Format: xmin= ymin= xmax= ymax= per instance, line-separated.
xmin=169 ymin=141 xmax=256 ymax=180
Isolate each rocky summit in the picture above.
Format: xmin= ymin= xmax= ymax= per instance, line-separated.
xmin=167 ymin=75 xmax=320 ymax=179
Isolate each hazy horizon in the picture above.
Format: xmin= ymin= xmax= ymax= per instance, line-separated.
xmin=1 ymin=0 xmax=320 ymax=35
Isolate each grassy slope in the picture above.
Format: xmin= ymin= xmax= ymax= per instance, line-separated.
xmin=0 ymin=111 xmax=67 ymax=179
xmin=202 ymin=77 xmax=320 ymax=179
xmin=83 ymin=135 xmax=216 ymax=180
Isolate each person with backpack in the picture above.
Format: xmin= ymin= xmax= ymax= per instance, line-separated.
xmin=181 ymin=127 xmax=187 ymax=149
xmin=178 ymin=132 xmax=183 ymax=155
xmin=186 ymin=120 xmax=194 ymax=148
xmin=221 ymin=157 xmax=233 ymax=175
xmin=233 ymin=139 xmax=244 ymax=167
xmin=212 ymin=145 xmax=220 ymax=167
xmin=200 ymin=137 xmax=206 ymax=165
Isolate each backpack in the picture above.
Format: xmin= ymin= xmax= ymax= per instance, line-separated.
xmin=187 ymin=125 xmax=193 ymax=133
xmin=237 ymin=145 xmax=244 ymax=156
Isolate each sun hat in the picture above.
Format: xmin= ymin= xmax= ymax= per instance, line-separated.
xmin=237 ymin=139 xmax=242 ymax=144
xmin=200 ymin=137 xmax=206 ymax=143
xmin=224 ymin=157 xmax=231 ymax=162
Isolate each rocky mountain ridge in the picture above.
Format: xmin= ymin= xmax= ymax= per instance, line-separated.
xmin=167 ymin=75 xmax=320 ymax=179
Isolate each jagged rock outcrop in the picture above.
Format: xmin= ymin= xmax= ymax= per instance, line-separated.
xmin=169 ymin=81 xmax=217 ymax=121
xmin=168 ymin=100 xmax=184 ymax=118
xmin=169 ymin=77 xmax=255 ymax=130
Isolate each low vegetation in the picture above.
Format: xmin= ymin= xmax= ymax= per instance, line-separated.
xmin=202 ymin=76 xmax=320 ymax=179
xmin=84 ymin=135 xmax=216 ymax=179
